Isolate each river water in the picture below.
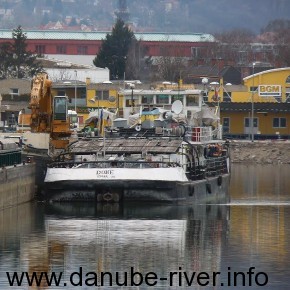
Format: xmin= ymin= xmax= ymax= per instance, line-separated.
xmin=0 ymin=164 xmax=290 ymax=289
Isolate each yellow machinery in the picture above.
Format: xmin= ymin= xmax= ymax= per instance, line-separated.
xmin=29 ymin=72 xmax=71 ymax=150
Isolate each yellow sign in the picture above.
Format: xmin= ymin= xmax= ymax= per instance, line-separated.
xmin=259 ymin=85 xmax=281 ymax=97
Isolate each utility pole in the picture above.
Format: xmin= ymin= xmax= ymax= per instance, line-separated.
xmin=0 ymin=94 xmax=2 ymax=125
xmin=251 ymin=63 xmax=256 ymax=142
xmin=74 ymin=70 xmax=77 ymax=113
xmin=130 ymin=83 xmax=135 ymax=114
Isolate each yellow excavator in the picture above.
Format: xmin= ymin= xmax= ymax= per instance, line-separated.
xmin=26 ymin=72 xmax=72 ymax=151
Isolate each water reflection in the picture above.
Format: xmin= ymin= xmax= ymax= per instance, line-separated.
xmin=46 ymin=202 xmax=229 ymax=289
xmin=0 ymin=164 xmax=290 ymax=289
xmin=225 ymin=164 xmax=290 ymax=290
xmin=1 ymin=202 xmax=228 ymax=289
xmin=230 ymin=164 xmax=290 ymax=202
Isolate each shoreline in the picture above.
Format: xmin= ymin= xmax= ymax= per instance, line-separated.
xmin=229 ymin=140 xmax=290 ymax=164
xmin=2 ymin=133 xmax=290 ymax=165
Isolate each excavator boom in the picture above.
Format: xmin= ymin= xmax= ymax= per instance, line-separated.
xmin=28 ymin=73 xmax=72 ymax=150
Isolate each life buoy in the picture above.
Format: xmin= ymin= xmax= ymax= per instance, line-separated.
xmin=103 ymin=192 xmax=113 ymax=202
xmin=135 ymin=124 xmax=142 ymax=132
xmin=212 ymin=144 xmax=222 ymax=157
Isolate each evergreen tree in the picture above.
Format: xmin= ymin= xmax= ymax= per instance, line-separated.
xmin=93 ymin=19 xmax=135 ymax=80
xmin=0 ymin=42 xmax=13 ymax=79
xmin=0 ymin=26 xmax=43 ymax=79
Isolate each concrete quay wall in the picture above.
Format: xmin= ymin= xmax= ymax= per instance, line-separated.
xmin=0 ymin=163 xmax=36 ymax=210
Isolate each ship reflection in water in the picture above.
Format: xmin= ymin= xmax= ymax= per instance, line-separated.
xmin=0 ymin=164 xmax=290 ymax=289
xmin=39 ymin=202 xmax=228 ymax=290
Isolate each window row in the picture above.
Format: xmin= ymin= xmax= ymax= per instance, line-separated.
xmin=125 ymin=94 xmax=199 ymax=106
xmin=35 ymin=45 xmax=88 ymax=55
xmin=222 ymin=117 xmax=287 ymax=134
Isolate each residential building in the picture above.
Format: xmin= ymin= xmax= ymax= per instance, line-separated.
xmin=0 ymin=79 xmax=31 ymax=129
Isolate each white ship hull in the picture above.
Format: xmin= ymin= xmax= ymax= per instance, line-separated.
xmin=44 ymin=165 xmax=230 ymax=204
xmin=45 ymin=167 xmax=188 ymax=183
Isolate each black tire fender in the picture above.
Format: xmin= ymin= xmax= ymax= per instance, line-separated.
xmin=217 ymin=175 xmax=223 ymax=186
xmin=206 ymin=183 xmax=212 ymax=194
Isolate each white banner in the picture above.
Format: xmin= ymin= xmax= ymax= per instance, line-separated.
xmin=258 ymin=85 xmax=281 ymax=97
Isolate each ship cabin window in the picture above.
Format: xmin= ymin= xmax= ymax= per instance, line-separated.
xmin=156 ymin=94 xmax=169 ymax=104
xmin=286 ymin=75 xmax=290 ymax=83
xmin=171 ymin=95 xmax=183 ymax=104
xmin=186 ymin=94 xmax=199 ymax=106
xmin=163 ymin=105 xmax=172 ymax=110
xmin=53 ymin=97 xmax=67 ymax=121
xmin=141 ymin=95 xmax=153 ymax=104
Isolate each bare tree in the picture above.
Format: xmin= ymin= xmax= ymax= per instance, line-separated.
xmin=214 ymin=29 xmax=256 ymax=65
xmin=261 ymin=19 xmax=290 ymax=66
xmin=125 ymin=39 xmax=151 ymax=81
xmin=49 ymin=69 xmax=72 ymax=82
xmin=154 ymin=44 xmax=191 ymax=82
xmin=272 ymin=30 xmax=290 ymax=66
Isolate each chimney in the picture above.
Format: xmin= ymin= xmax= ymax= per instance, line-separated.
xmin=86 ymin=77 xmax=91 ymax=85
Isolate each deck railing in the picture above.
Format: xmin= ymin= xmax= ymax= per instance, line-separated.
xmin=205 ymin=156 xmax=228 ymax=177
xmin=188 ymin=156 xmax=228 ymax=180
xmin=185 ymin=125 xmax=223 ymax=142
xmin=48 ymin=160 xmax=180 ymax=169
xmin=0 ymin=149 xmax=22 ymax=167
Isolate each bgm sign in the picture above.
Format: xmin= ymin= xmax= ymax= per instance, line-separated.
xmin=258 ymin=85 xmax=281 ymax=97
